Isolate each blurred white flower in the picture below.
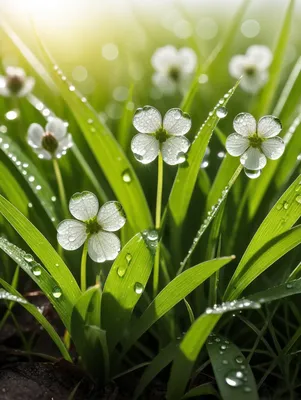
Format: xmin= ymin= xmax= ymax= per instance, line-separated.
xmin=0 ymin=66 xmax=35 ymax=97
xmin=27 ymin=118 xmax=73 ymax=160
xmin=229 ymin=45 xmax=272 ymax=93
xmin=131 ymin=106 xmax=191 ymax=165
xmin=226 ymin=113 xmax=285 ymax=172
xmin=151 ymin=46 xmax=197 ymax=95
xmin=57 ymin=192 xmax=126 ymax=263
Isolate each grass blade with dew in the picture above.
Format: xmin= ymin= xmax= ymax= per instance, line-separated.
xmin=102 ymin=230 xmax=157 ymax=352
xmin=0 ymin=277 xmax=71 ymax=361
xmin=0 ymin=195 xmax=81 ymax=328
xmin=251 ymin=0 xmax=295 ymax=118
xmin=248 ymin=277 xmax=301 ymax=304
xmin=166 ymin=80 xmax=240 ymax=239
xmin=207 ymin=334 xmax=258 ymax=399
xmin=224 ymin=174 xmax=301 ymax=301
xmin=117 ymin=84 xmax=135 ymax=151
xmin=0 ymin=132 xmax=59 ymax=225
xmin=120 ymin=257 xmax=234 ymax=356
xmin=26 ymin=93 xmax=108 ymax=203
xmin=167 ymin=299 xmax=261 ymax=400
xmin=30 ymin=28 xmax=152 ymax=234
xmin=0 ymin=161 xmax=29 ymax=216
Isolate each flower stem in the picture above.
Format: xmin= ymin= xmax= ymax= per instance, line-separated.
xmin=52 ymin=158 xmax=68 ymax=218
xmin=153 ymin=152 xmax=164 ymax=296
xmin=81 ymin=240 xmax=88 ymax=292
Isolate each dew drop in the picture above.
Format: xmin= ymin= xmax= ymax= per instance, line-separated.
xmin=216 ymin=106 xmax=228 ymax=118
xmin=51 ymin=196 xmax=57 ymax=202
xmin=276 ymin=203 xmax=283 ymax=210
xmin=69 ymin=85 xmax=75 ymax=92
xmin=117 ymin=266 xmax=127 ymax=278
xmin=295 ymin=195 xmax=301 ymax=204
xmin=283 ymin=201 xmax=289 ymax=210
xmin=286 ymin=283 xmax=293 ymax=289
xmin=55 ymin=263 xmax=59 ymax=267
xmin=122 ymin=169 xmax=132 ymax=183
xmin=244 ymin=168 xmax=261 ymax=179
xmin=134 ymin=282 xmax=144 ymax=294
xmin=28 ymin=202 xmax=33 ymax=208
xmin=52 ymin=286 xmax=62 ymax=299
xmin=198 ymin=74 xmax=208 ymax=84
xmin=87 ymin=118 xmax=94 ymax=124
xmin=244 ymin=386 xmax=251 ymax=393
xmin=147 ymin=230 xmax=158 ymax=241
xmin=36 ymin=185 xmax=42 ymax=191
xmin=28 ymin=176 xmax=35 ymax=183
xmin=177 ymin=152 xmax=186 ymax=164
xmin=225 ymin=370 xmax=244 ymax=387
xmin=125 ymin=253 xmax=132 ymax=264
xmin=32 ymin=264 xmax=42 ymax=276
xmin=220 ymin=344 xmax=227 ymax=350
xmin=24 ymin=254 xmax=34 ymax=262
xmin=5 ymin=109 xmax=19 ymax=121
xmin=235 ymin=356 xmax=243 ymax=364
xmin=222 ymin=360 xmax=229 ymax=365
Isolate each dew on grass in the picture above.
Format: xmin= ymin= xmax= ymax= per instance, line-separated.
xmin=87 ymin=119 xmax=94 ymax=124
xmin=295 ymin=195 xmax=301 ymax=204
xmin=244 ymin=386 xmax=252 ymax=393
xmin=286 ymin=283 xmax=293 ymax=289
xmin=125 ymin=253 xmax=132 ymax=264
xmin=216 ymin=106 xmax=228 ymax=118
xmin=122 ymin=169 xmax=132 ymax=183
xmin=222 ymin=360 xmax=229 ymax=365
xmin=147 ymin=230 xmax=158 ymax=241
xmin=117 ymin=266 xmax=127 ymax=277
xmin=134 ymin=282 xmax=144 ymax=294
xmin=69 ymin=85 xmax=75 ymax=91
xmin=244 ymin=169 xmax=261 ymax=179
xmin=51 ymin=196 xmax=57 ymax=202
xmin=235 ymin=356 xmax=244 ymax=364
xmin=177 ymin=152 xmax=186 ymax=163
xmin=24 ymin=254 xmax=34 ymax=262
xmin=28 ymin=202 xmax=33 ymax=208
xmin=32 ymin=264 xmax=42 ymax=276
xmin=0 ymin=125 xmax=8 ymax=133
xmin=28 ymin=176 xmax=35 ymax=182
xmin=283 ymin=201 xmax=289 ymax=210
xmin=198 ymin=74 xmax=208 ymax=84
xmin=5 ymin=110 xmax=19 ymax=121
xmin=225 ymin=370 xmax=245 ymax=387
xmin=36 ymin=185 xmax=42 ymax=191
xmin=205 ymin=299 xmax=261 ymax=315
xmin=276 ymin=203 xmax=283 ymax=210
xmin=52 ymin=287 xmax=62 ymax=299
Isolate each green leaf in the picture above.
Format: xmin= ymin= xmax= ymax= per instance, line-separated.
xmin=133 ymin=341 xmax=178 ymax=400
xmin=168 ymin=81 xmax=240 ymax=231
xmin=117 ymin=85 xmax=135 ymax=151
xmin=0 ymin=277 xmax=71 ymax=361
xmin=0 ymin=195 xmax=81 ymax=328
xmin=207 ymin=334 xmax=258 ymax=400
xmin=225 ymin=174 xmax=301 ymax=301
xmin=121 ymin=257 xmax=234 ymax=355
xmin=249 ymin=277 xmax=301 ymax=304
xmin=0 ymin=133 xmax=59 ymax=225
xmin=182 ymin=384 xmax=219 ymax=399
xmin=0 ymin=288 xmax=27 ymax=304
xmin=251 ymin=0 xmax=295 ymax=117
xmin=102 ymin=231 xmax=156 ymax=351
xmin=0 ymin=161 xmax=29 ymax=216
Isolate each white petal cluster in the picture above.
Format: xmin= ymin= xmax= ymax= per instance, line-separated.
xmin=131 ymin=106 xmax=191 ymax=165
xmin=151 ymin=45 xmax=197 ymax=94
xmin=229 ymin=45 xmax=272 ymax=93
xmin=57 ymin=191 xmax=126 ymax=263
xmin=0 ymin=66 xmax=35 ymax=97
xmin=226 ymin=113 xmax=285 ymax=174
xmin=27 ymin=118 xmax=73 ymax=160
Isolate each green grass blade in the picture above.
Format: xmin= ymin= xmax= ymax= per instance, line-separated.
xmin=117 ymin=85 xmax=135 ymax=151
xmin=0 ymin=133 xmax=59 ymax=224
xmin=0 ymin=161 xmax=29 ymax=216
xmin=121 ymin=257 xmax=234 ymax=355
xmin=249 ymin=277 xmax=301 ymax=304
xmin=0 ymin=288 xmax=27 ymax=303
xmin=225 ymin=174 xmax=301 ymax=300
xmin=102 ymin=231 xmax=157 ymax=351
xmin=0 ymin=195 xmax=81 ymax=327
xmin=133 ymin=341 xmax=178 ymax=400
xmin=207 ymin=335 xmax=258 ymax=400
xmin=251 ymin=0 xmax=294 ymax=117
xmin=168 ymin=81 xmax=240 ymax=231
xmin=182 ymin=384 xmax=219 ymax=399
xmin=0 ymin=277 xmax=71 ymax=361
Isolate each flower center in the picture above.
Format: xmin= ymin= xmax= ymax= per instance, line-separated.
xmin=6 ymin=75 xmax=24 ymax=94
xmin=155 ymin=128 xmax=168 ymax=143
xmin=168 ymin=67 xmax=180 ymax=82
xmin=86 ymin=218 xmax=101 ymax=235
xmin=249 ymin=134 xmax=263 ymax=148
xmin=244 ymin=64 xmax=256 ymax=76
xmin=41 ymin=132 xmax=58 ymax=154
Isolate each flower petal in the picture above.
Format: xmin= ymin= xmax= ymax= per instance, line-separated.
xmin=152 ymin=72 xmax=177 ymax=95
xmin=226 ymin=133 xmax=249 ymax=156
xmin=27 ymin=123 xmax=44 ymax=148
xmin=233 ymin=113 xmax=256 ymax=137
xmin=240 ymin=72 xmax=267 ymax=94
xmin=69 ymin=191 xmax=99 ymax=221
xmin=57 ymin=219 xmax=87 ymax=251
xmin=261 ymin=137 xmax=285 ymax=160
xmin=246 ymin=45 xmax=273 ymax=70
xmin=17 ymin=77 xmax=35 ymax=97
xmin=177 ymin=47 xmax=197 ymax=74
xmin=257 ymin=115 xmax=282 ymax=138
xmin=131 ymin=133 xmax=159 ymax=164
xmin=6 ymin=66 xmax=25 ymax=78
xmin=88 ymin=231 xmax=121 ymax=263
xmin=55 ymin=134 xmax=73 ymax=158
xmin=97 ymin=201 xmax=126 ymax=232
xmin=34 ymin=148 xmax=52 ymax=160
xmin=240 ymin=147 xmax=267 ymax=170
xmin=229 ymin=55 xmax=246 ymax=79
xmin=151 ymin=45 xmax=178 ymax=73
xmin=163 ymin=108 xmax=191 ymax=136
xmin=0 ymin=86 xmax=10 ymax=97
xmin=133 ymin=106 xmax=162 ymax=134
xmin=161 ymin=136 xmax=190 ymax=165
xmin=46 ymin=118 xmax=67 ymax=140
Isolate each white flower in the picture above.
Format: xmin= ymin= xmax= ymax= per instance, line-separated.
xmin=151 ymin=45 xmax=197 ymax=94
xmin=131 ymin=106 xmax=191 ymax=165
xmin=57 ymin=192 xmax=126 ymax=263
xmin=226 ymin=113 xmax=285 ymax=172
xmin=229 ymin=45 xmax=272 ymax=93
xmin=27 ymin=118 xmax=73 ymax=160
xmin=0 ymin=66 xmax=35 ymax=97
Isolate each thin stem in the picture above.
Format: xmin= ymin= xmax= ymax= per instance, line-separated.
xmin=53 ymin=158 xmax=68 ymax=218
xmin=153 ymin=152 xmax=164 ymax=296
xmin=81 ymin=240 xmax=88 ymax=292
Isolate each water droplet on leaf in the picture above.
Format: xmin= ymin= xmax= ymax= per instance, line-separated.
xmin=244 ymin=169 xmax=261 ymax=179
xmin=32 ymin=265 xmax=42 ymax=276
xmin=225 ymin=370 xmax=245 ymax=387
xmin=216 ymin=106 xmax=228 ymax=118
xmin=52 ymin=286 xmax=62 ymax=299
xmin=122 ymin=169 xmax=132 ymax=183
xmin=134 ymin=282 xmax=144 ymax=294
xmin=125 ymin=253 xmax=132 ymax=264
